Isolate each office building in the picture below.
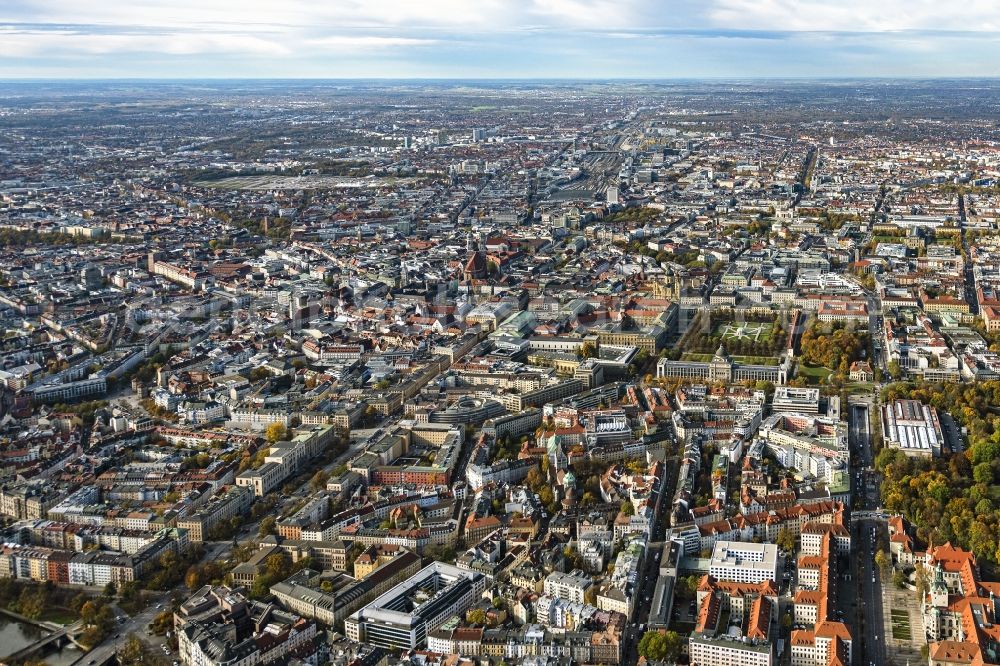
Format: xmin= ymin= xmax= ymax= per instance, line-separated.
xmin=345 ymin=562 xmax=487 ymax=650
xmin=709 ymin=541 xmax=780 ymax=585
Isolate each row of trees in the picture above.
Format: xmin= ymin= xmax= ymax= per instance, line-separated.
xmin=78 ymin=596 xmax=117 ymax=649
xmin=0 ymin=578 xmax=105 ymax=625
xmin=6 ymin=585 xmax=48 ymax=619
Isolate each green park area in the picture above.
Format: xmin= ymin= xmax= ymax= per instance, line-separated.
xmin=712 ymin=321 xmax=776 ymax=343
xmin=797 ymin=362 xmax=833 ymax=384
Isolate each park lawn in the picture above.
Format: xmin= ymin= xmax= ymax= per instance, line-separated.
xmin=41 ymin=606 xmax=79 ymax=625
xmin=712 ymin=321 xmax=775 ymax=342
xmin=798 ymin=363 xmax=833 ymax=384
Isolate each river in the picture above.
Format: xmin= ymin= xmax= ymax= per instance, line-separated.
xmin=0 ymin=613 xmax=82 ymax=666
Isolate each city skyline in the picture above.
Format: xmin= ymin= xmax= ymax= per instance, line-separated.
xmin=3 ymin=0 xmax=1000 ymax=78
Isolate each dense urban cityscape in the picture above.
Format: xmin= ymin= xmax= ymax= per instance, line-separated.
xmin=0 ymin=78 xmax=1000 ymax=666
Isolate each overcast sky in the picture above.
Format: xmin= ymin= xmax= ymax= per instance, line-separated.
xmin=3 ymin=0 xmax=1000 ymax=78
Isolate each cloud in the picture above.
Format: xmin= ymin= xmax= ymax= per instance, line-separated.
xmin=2 ymin=0 xmax=1000 ymax=77
xmin=305 ymin=36 xmax=441 ymax=51
xmin=707 ymin=0 xmax=1000 ymax=33
xmin=0 ymin=25 xmax=290 ymax=57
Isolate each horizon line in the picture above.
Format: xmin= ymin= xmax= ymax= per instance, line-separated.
xmin=4 ymin=75 xmax=1000 ymax=83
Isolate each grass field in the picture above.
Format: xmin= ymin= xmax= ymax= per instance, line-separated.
xmin=890 ymin=609 xmax=912 ymax=640
xmin=41 ymin=606 xmax=78 ymax=625
xmin=798 ymin=362 xmax=833 ymax=384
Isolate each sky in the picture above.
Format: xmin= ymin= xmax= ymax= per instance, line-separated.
xmin=2 ymin=0 xmax=1000 ymax=79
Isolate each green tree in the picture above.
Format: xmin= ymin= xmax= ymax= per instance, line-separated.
xmin=309 ymin=469 xmax=330 ymax=492
xmin=892 ymin=569 xmax=907 ymax=588
xmin=526 ymin=466 xmax=544 ymax=490
xmin=775 ymin=528 xmax=796 ymax=553
xmin=538 ymin=486 xmax=555 ymax=510
xmin=259 ymin=516 xmax=278 ymax=536
xmin=466 ymin=608 xmax=487 ymax=625
xmin=16 ymin=587 xmax=46 ymax=620
xmin=119 ymin=580 xmax=139 ymax=605
xmin=262 ymin=553 xmax=291 ymax=582
xmin=680 ymin=574 xmax=700 ymax=599
xmin=249 ymin=366 xmax=271 ymax=382
xmin=637 ymin=630 xmax=683 ymax=662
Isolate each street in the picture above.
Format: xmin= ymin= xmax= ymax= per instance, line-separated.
xmin=71 ymin=601 xmax=172 ymax=666
xmin=622 ymin=450 xmax=678 ymax=664
xmin=849 ymin=400 xmax=887 ymax=666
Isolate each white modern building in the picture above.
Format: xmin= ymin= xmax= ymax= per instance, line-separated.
xmin=881 ymin=398 xmax=943 ymax=457
xmin=543 ymin=569 xmax=593 ymax=604
xmin=771 ymin=386 xmax=820 ymax=415
xmin=688 ymin=633 xmax=773 ymax=666
xmin=345 ymin=562 xmax=486 ymax=650
xmin=709 ymin=541 xmax=780 ymax=585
